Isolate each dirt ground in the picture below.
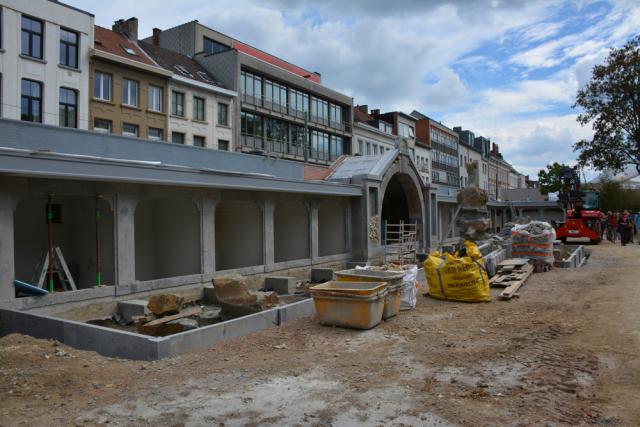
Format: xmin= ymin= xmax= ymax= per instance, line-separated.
xmin=1 ymin=241 xmax=639 ymax=426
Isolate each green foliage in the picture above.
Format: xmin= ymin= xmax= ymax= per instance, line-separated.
xmin=573 ymin=35 xmax=640 ymax=174
xmin=538 ymin=162 xmax=570 ymax=195
xmin=597 ymin=179 xmax=640 ymax=212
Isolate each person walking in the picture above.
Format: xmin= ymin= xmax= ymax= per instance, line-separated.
xmin=599 ymin=211 xmax=608 ymax=240
xmin=608 ymin=211 xmax=618 ymax=242
xmin=618 ymin=211 xmax=630 ymax=246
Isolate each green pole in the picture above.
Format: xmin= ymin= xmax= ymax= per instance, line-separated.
xmin=303 ymin=111 xmax=309 ymax=162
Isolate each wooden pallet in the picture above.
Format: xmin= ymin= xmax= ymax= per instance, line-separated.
xmin=490 ymin=259 xmax=534 ymax=300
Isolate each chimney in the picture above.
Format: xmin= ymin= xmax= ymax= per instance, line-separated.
xmin=113 ymin=17 xmax=138 ymax=41
xmin=356 ymin=105 xmax=368 ymax=114
xmin=370 ymin=109 xmax=380 ymax=119
xmin=152 ymin=28 xmax=161 ymax=46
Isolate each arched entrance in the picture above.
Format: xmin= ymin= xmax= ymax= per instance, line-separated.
xmin=380 ymin=172 xmax=424 ymax=245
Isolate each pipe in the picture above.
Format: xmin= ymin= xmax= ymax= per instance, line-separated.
xmin=46 ymin=193 xmax=54 ymax=293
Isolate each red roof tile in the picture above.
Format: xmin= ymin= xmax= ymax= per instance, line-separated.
xmin=94 ymin=26 xmax=157 ymax=67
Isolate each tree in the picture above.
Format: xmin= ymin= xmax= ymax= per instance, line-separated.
xmin=597 ymin=179 xmax=640 ymax=212
xmin=573 ymin=35 xmax=640 ymax=174
xmin=538 ymin=162 xmax=570 ymax=194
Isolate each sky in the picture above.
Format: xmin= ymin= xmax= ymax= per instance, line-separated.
xmin=67 ymin=0 xmax=640 ymax=178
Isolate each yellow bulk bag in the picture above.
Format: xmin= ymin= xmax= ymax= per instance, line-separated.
xmin=424 ymin=241 xmax=490 ymax=302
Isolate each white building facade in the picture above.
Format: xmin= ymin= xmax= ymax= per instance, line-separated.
xmin=0 ymin=0 xmax=93 ymax=129
xmin=166 ymin=76 xmax=236 ymax=150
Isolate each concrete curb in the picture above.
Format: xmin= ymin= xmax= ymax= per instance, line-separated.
xmin=0 ymin=299 xmax=315 ymax=360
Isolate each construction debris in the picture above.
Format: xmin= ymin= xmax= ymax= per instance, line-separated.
xmin=147 ymin=294 xmax=183 ymax=316
xmin=511 ymin=221 xmax=556 ymax=266
xmin=136 ymin=306 xmax=202 ymax=336
xmin=490 ymin=259 xmax=534 ymax=300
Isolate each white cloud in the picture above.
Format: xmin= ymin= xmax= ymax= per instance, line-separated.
xmin=65 ymin=0 xmax=640 ymax=176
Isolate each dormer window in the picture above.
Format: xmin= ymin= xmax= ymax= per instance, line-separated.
xmin=121 ymin=45 xmax=137 ymax=56
xmin=197 ymin=71 xmax=214 ymax=84
xmin=174 ymin=64 xmax=193 ymax=77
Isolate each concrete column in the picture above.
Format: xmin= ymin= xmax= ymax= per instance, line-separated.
xmin=115 ymin=193 xmax=137 ymax=286
xmin=309 ymin=201 xmax=319 ymax=261
xmin=538 ymin=208 xmax=544 ymax=220
xmin=262 ymin=200 xmax=275 ymax=266
xmin=344 ymin=203 xmax=352 ymax=254
xmin=202 ymin=198 xmax=218 ymax=276
xmin=0 ymin=193 xmax=16 ymax=301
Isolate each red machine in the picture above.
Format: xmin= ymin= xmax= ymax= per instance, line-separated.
xmin=555 ymin=167 xmax=601 ymax=243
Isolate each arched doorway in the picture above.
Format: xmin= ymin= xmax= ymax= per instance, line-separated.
xmin=380 ymin=173 xmax=423 ymax=244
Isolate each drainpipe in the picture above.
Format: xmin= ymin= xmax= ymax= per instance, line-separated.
xmin=303 ymin=111 xmax=309 ymax=162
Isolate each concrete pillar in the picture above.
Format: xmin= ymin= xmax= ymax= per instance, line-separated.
xmin=202 ymin=198 xmax=217 ymax=276
xmin=262 ymin=200 xmax=275 ymax=266
xmin=344 ymin=203 xmax=352 ymax=254
xmin=0 ymin=193 xmax=16 ymax=301
xmin=309 ymin=201 xmax=319 ymax=261
xmin=115 ymin=193 xmax=137 ymax=286
xmin=538 ymin=208 xmax=544 ymax=220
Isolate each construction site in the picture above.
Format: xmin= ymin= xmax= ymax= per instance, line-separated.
xmin=1 ymin=0 xmax=640 ymax=425
xmin=0 ymin=120 xmax=638 ymax=425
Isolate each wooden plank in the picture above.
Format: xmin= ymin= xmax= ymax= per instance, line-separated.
xmin=498 ymin=258 xmax=529 ymax=267
xmin=500 ymin=264 xmax=534 ymax=299
xmin=142 ymin=306 xmax=201 ymax=327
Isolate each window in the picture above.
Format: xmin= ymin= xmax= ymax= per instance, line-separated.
xmin=59 ymin=29 xmax=78 ymax=68
xmin=217 ymin=103 xmax=228 ymax=126
xmin=399 ymin=123 xmax=415 ymax=138
xmin=289 ymin=89 xmax=309 ymax=118
xmin=240 ymin=71 xmax=262 ymax=105
xmin=193 ymin=97 xmax=205 ymax=121
xmin=310 ymin=130 xmax=329 ymax=160
xmin=122 ymin=46 xmax=137 ymax=56
xmin=203 ymin=36 xmax=227 ymax=54
xmin=21 ymin=79 xmax=42 ymax=122
xmin=171 ymin=132 xmax=185 ymax=144
xmin=329 ymin=104 xmax=343 ymax=128
xmin=193 ymin=135 xmax=205 ymax=147
xmin=373 ymin=145 xmax=378 ymax=155
xmin=148 ymin=127 xmax=163 ymax=141
xmin=122 ymin=79 xmax=138 ymax=107
xmin=218 ymin=139 xmax=229 ymax=151
xmin=358 ymin=139 xmax=363 ymax=154
xmin=94 ymin=118 xmax=112 ymax=133
xmin=94 ymin=72 xmax=111 ymax=101
xmin=266 ymin=118 xmax=288 ymax=143
xmin=58 ymin=87 xmax=77 ymax=128
xmin=241 ymin=111 xmax=263 ymax=138
xmin=21 ymin=16 xmax=43 ymax=59
xmin=310 ymin=96 xmax=329 ymax=125
xmin=172 ymin=91 xmax=184 ymax=116
xmin=265 ymin=79 xmax=287 ymax=111
xmin=122 ymin=123 xmax=138 ymax=137
xmin=148 ymin=85 xmax=163 ymax=112
xmin=331 ymin=135 xmax=344 ymax=159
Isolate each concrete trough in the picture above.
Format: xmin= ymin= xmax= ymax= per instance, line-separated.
xmin=0 ymin=298 xmax=315 ymax=361
xmin=555 ymin=245 xmax=587 ymax=268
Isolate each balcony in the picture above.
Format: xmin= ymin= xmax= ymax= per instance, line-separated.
xmin=241 ymin=92 xmax=352 ymax=134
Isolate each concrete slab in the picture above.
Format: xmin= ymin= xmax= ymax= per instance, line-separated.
xmin=118 ymin=299 xmax=150 ymax=324
xmin=264 ymin=276 xmax=297 ymax=295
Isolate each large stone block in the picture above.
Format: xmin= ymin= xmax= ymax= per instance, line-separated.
xmin=118 ymin=299 xmax=150 ymax=324
xmin=264 ymin=276 xmax=297 ymax=295
xmin=310 ymin=268 xmax=334 ymax=283
xmin=147 ymin=294 xmax=183 ymax=316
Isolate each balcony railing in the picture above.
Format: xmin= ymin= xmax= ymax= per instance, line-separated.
xmin=241 ymin=133 xmax=342 ymax=163
xmin=241 ymin=92 xmax=352 ymax=133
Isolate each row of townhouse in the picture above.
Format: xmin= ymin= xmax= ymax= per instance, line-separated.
xmin=0 ymin=0 xmax=525 ymax=191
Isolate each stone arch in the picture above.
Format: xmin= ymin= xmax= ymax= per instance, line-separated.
xmin=135 ymin=197 xmax=201 ymax=281
xmin=378 ymin=159 xmax=426 ymax=245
